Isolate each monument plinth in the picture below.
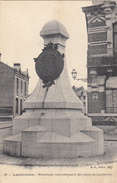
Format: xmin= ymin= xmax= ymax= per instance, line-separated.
xmin=3 ymin=20 xmax=104 ymax=158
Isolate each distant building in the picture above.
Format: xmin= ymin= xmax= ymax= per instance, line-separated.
xmin=82 ymin=1 xmax=117 ymax=125
xmin=0 ymin=61 xmax=29 ymax=120
xmin=72 ymin=86 xmax=87 ymax=114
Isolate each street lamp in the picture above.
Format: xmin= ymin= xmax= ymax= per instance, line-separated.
xmin=71 ymin=69 xmax=77 ymax=80
xmin=71 ymin=69 xmax=87 ymax=82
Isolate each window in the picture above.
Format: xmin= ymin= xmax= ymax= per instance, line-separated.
xmin=21 ymin=80 xmax=22 ymax=91
xmin=16 ymin=78 xmax=19 ymax=90
xmin=92 ymin=92 xmax=98 ymax=99
xmin=16 ymin=98 xmax=18 ymax=114
xmin=25 ymin=82 xmax=26 ymax=92
xmin=20 ymin=99 xmax=22 ymax=115
xmin=113 ymin=22 xmax=117 ymax=54
xmin=106 ymin=89 xmax=117 ymax=113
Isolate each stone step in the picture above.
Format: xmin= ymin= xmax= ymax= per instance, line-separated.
xmin=3 ymin=133 xmax=21 ymax=157
xmin=38 ymin=131 xmax=96 ymax=143
xmin=3 ymin=125 xmax=104 ymax=158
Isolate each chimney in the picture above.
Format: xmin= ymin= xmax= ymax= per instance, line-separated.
xmin=14 ymin=63 xmax=21 ymax=71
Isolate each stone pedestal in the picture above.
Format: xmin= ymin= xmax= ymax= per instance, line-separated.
xmin=3 ymin=20 xmax=104 ymax=158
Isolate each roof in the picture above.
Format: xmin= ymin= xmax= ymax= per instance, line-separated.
xmin=0 ymin=61 xmax=29 ymax=78
xmin=0 ymin=61 xmax=13 ymax=71
xmin=82 ymin=1 xmax=116 ymax=12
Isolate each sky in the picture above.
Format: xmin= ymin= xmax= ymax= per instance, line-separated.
xmin=0 ymin=1 xmax=92 ymax=94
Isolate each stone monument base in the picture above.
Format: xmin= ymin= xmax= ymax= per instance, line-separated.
xmin=3 ymin=109 xmax=104 ymax=158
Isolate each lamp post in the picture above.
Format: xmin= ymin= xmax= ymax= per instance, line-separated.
xmin=71 ymin=69 xmax=87 ymax=82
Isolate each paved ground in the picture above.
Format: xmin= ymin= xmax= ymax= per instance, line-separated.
xmin=0 ymin=121 xmax=117 ymax=167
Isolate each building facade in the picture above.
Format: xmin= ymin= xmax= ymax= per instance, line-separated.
xmin=82 ymin=1 xmax=117 ymax=125
xmin=72 ymin=86 xmax=87 ymax=114
xmin=0 ymin=62 xmax=29 ymax=120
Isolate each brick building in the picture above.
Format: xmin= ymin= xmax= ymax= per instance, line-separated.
xmin=82 ymin=1 xmax=117 ymax=125
xmin=0 ymin=61 xmax=29 ymax=120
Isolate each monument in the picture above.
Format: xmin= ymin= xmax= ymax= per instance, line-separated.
xmin=3 ymin=20 xmax=104 ymax=158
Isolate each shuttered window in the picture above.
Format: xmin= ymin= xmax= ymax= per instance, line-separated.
xmin=113 ymin=22 xmax=117 ymax=54
xmin=106 ymin=89 xmax=117 ymax=113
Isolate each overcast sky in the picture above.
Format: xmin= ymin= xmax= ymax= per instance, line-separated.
xmin=0 ymin=1 xmax=92 ymax=94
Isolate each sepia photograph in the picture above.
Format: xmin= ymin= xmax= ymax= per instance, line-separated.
xmin=0 ymin=0 xmax=117 ymax=182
